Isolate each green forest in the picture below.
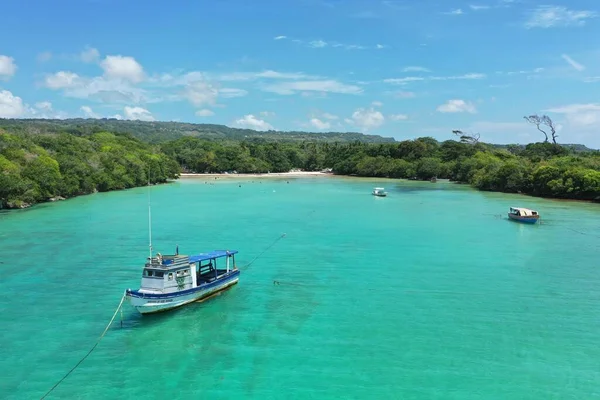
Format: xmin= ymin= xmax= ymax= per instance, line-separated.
xmin=1 ymin=120 xmax=599 ymax=209
xmin=0 ymin=130 xmax=179 ymax=208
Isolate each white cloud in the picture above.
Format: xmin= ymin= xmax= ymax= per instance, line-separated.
xmin=28 ymin=101 xmax=68 ymax=119
xmin=219 ymin=88 xmax=248 ymax=98
xmin=372 ymin=101 xmax=383 ymax=107
xmin=183 ymin=80 xmax=219 ymax=107
xmin=544 ymin=103 xmax=600 ymax=127
xmin=44 ymin=71 xmax=81 ymax=89
xmin=260 ymin=111 xmax=275 ymax=117
xmin=322 ymin=112 xmax=338 ymax=120
xmin=100 ymin=55 xmax=145 ymax=83
xmin=256 ymin=70 xmax=310 ymax=80
xmin=431 ymin=73 xmax=486 ymax=80
xmin=348 ymin=107 xmax=385 ymax=131
xmin=539 ymin=104 xmax=600 ymax=145
xmin=195 ymin=109 xmax=214 ymax=117
xmin=290 ymin=37 xmax=383 ymax=50
xmin=444 ymin=9 xmax=464 ymax=15
xmin=390 ymin=114 xmax=409 ymax=121
xmin=81 ymin=47 xmax=100 ymax=63
xmin=37 ymin=51 xmax=52 ymax=63
xmin=470 ymin=5 xmax=490 ymax=11
xmin=498 ymin=67 xmax=545 ymax=76
xmin=309 ymin=40 xmax=327 ymax=48
xmin=80 ymin=105 xmax=100 ymax=118
xmin=0 ymin=55 xmax=17 ymax=80
xmin=336 ymin=43 xmax=367 ymax=50
xmin=262 ymin=80 xmax=362 ymax=95
xmin=437 ymin=99 xmax=477 ymax=113
xmin=561 ymin=54 xmax=585 ymax=71
xmin=233 ymin=114 xmax=274 ymax=130
xmin=215 ymin=70 xmax=317 ymax=82
xmin=309 ymin=118 xmax=331 ymax=130
xmin=0 ymin=90 xmax=27 ymax=117
xmin=383 ymin=77 xmax=425 ymax=84
xmin=124 ymin=106 xmax=155 ymax=121
xmin=525 ymin=6 xmax=597 ymax=28
xmin=385 ymin=73 xmax=485 ymax=85
xmin=390 ymin=90 xmax=416 ymax=98
xmin=35 ymin=101 xmax=53 ymax=112
xmin=583 ymin=76 xmax=600 ymax=83
xmin=44 ymin=71 xmax=146 ymax=104
xmin=274 ymin=35 xmax=287 ymax=40
xmin=403 ymin=66 xmax=430 ymax=72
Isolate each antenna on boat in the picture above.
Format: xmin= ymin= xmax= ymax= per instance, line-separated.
xmin=147 ymin=168 xmax=153 ymax=259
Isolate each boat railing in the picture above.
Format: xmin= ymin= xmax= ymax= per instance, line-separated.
xmin=146 ymin=255 xmax=190 ymax=268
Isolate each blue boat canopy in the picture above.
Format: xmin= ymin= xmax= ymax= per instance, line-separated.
xmin=189 ymin=250 xmax=238 ymax=263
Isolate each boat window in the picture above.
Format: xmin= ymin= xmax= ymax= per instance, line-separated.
xmin=155 ymin=271 xmax=164 ymax=278
xmin=168 ymin=273 xmax=173 ymax=281
xmin=176 ymin=270 xmax=182 ymax=277
xmin=145 ymin=270 xmax=153 ymax=277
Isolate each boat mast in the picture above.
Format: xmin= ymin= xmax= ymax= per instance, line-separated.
xmin=147 ymin=170 xmax=153 ymax=259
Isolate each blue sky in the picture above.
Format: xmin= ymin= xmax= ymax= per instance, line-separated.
xmin=1 ymin=0 xmax=600 ymax=146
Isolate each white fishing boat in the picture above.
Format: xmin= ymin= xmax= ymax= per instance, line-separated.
xmin=372 ymin=187 xmax=387 ymax=197
xmin=126 ymin=249 xmax=240 ymax=314
xmin=125 ymin=186 xmax=240 ymax=314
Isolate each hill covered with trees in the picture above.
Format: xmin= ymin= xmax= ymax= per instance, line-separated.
xmin=1 ymin=119 xmax=599 ymax=209
xmin=0 ymin=118 xmax=396 ymax=144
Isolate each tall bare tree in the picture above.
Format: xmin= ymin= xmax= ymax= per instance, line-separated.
xmin=524 ymin=114 xmax=558 ymax=144
xmin=452 ymin=130 xmax=480 ymax=145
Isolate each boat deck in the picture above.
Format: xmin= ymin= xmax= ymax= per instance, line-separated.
xmin=197 ymin=269 xmax=229 ymax=285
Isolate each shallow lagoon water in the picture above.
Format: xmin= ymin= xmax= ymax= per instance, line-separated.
xmin=1 ymin=177 xmax=599 ymax=399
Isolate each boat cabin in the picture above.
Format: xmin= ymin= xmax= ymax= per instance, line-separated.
xmin=509 ymin=207 xmax=538 ymax=217
xmin=140 ymin=250 xmax=238 ymax=294
xmin=372 ymin=187 xmax=387 ymax=196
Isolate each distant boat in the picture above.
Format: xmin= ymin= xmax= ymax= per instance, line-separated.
xmin=372 ymin=187 xmax=387 ymax=197
xmin=126 ymin=250 xmax=240 ymax=314
xmin=508 ymin=207 xmax=540 ymax=224
xmin=430 ymin=177 xmax=437 ymax=183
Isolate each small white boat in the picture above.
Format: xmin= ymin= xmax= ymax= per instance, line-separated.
xmin=372 ymin=187 xmax=387 ymax=197
xmin=508 ymin=207 xmax=540 ymax=224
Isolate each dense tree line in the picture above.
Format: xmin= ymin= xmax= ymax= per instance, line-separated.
xmin=162 ymin=137 xmax=600 ymax=201
xmin=0 ymin=130 xmax=179 ymax=209
xmin=1 ymin=126 xmax=599 ymax=209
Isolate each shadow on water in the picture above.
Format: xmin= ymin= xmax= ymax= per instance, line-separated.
xmin=118 ymin=285 xmax=240 ymax=330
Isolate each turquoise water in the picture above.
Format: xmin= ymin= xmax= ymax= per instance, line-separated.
xmin=1 ymin=177 xmax=600 ymax=399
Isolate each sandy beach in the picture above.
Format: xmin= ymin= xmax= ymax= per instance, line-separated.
xmin=179 ymin=171 xmax=333 ymax=179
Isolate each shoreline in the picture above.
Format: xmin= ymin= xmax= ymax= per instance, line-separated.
xmin=178 ymin=171 xmax=333 ymax=178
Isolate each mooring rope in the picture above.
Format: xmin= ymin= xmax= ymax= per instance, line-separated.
xmin=238 ymin=208 xmax=316 ymax=271
xmin=241 ymin=233 xmax=287 ymax=271
xmin=567 ymin=227 xmax=600 ymax=238
xmin=40 ymin=291 xmax=127 ymax=400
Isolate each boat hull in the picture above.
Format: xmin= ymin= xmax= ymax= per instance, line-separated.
xmin=126 ymin=270 xmax=240 ymax=314
xmin=508 ymin=213 xmax=539 ymax=224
